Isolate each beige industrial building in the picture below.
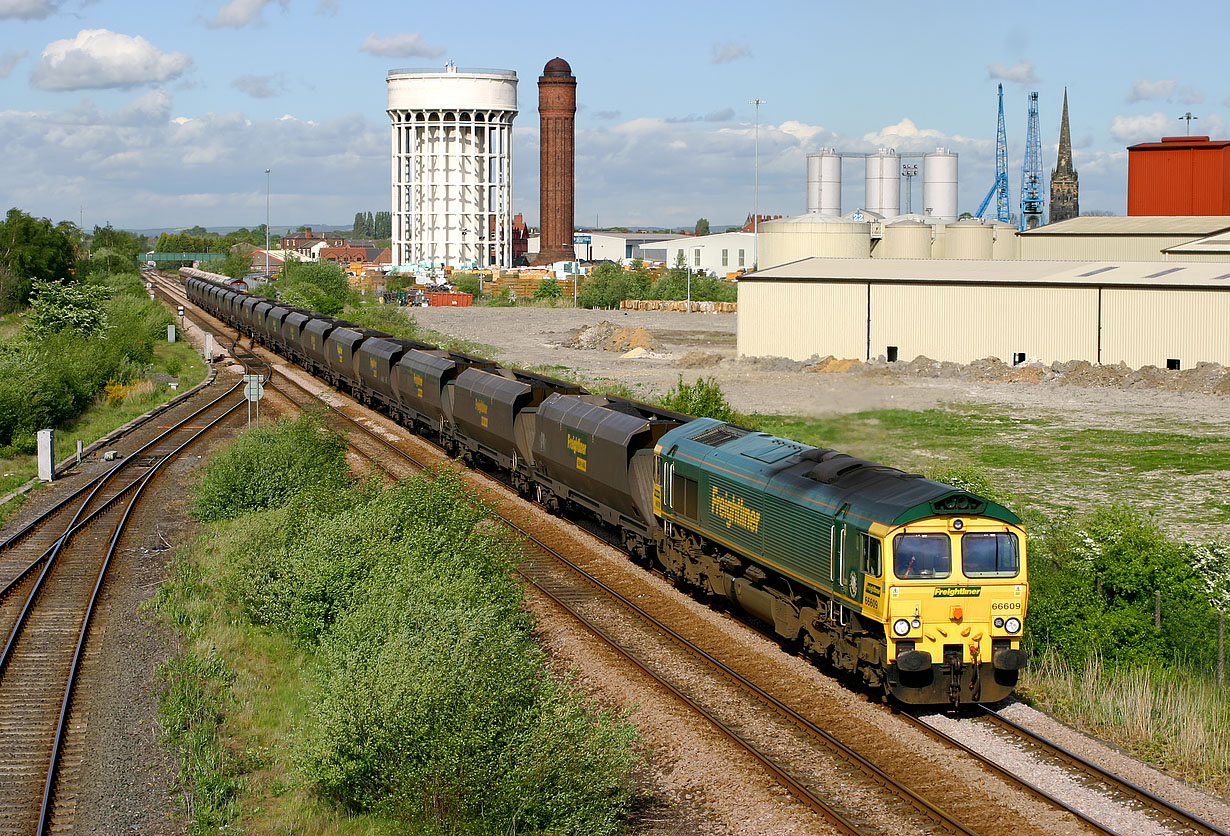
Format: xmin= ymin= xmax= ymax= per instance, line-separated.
xmin=757 ymin=213 xmax=1230 ymax=269
xmin=738 ymin=257 xmax=1230 ymax=368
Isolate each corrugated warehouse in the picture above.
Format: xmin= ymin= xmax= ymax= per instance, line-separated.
xmin=738 ymin=258 xmax=1230 ymax=368
xmin=1017 ymin=216 xmax=1230 ymax=261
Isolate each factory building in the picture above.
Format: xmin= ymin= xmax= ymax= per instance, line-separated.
xmin=738 ymin=258 xmax=1230 ymax=368
xmin=653 ymin=231 xmax=758 ymax=276
xmin=387 ymin=64 xmax=518 ymax=269
xmin=1128 ymin=136 xmax=1230 ymax=216
xmin=527 ymin=230 xmax=686 ymax=264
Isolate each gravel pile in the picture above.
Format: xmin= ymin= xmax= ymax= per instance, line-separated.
xmin=567 ymin=321 xmax=663 ymax=353
xmin=741 ymin=353 xmax=1230 ymax=395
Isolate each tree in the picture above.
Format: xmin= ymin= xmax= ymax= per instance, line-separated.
xmin=0 ymin=209 xmax=77 ymax=313
xmin=90 ymin=224 xmax=144 ymax=265
xmin=452 ymin=272 xmax=482 ymax=297
xmin=533 ymin=277 xmax=562 ymax=300
xmin=695 ymin=218 xmax=710 ymax=236
xmin=577 ymin=262 xmax=628 ymax=309
xmin=353 ymin=212 xmax=366 ymax=236
xmin=219 ymin=248 xmax=253 ymax=280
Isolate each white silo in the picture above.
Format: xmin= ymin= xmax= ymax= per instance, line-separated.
xmin=806 ymin=149 xmax=842 ymax=216
xmin=922 ymin=148 xmax=958 ymax=223
xmin=387 ymin=64 xmax=519 ymax=268
xmin=865 ymin=149 xmax=900 ymax=218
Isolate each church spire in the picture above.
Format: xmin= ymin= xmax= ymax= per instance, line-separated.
xmin=1050 ymin=88 xmax=1079 ymax=223
xmin=1056 ymin=88 xmax=1074 ymax=174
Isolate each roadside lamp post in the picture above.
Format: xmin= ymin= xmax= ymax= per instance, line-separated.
xmin=265 ymin=168 xmax=271 ymax=277
xmin=749 ymin=99 xmax=766 ymax=266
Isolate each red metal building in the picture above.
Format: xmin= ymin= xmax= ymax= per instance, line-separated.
xmin=1127 ymin=136 xmax=1230 ymax=216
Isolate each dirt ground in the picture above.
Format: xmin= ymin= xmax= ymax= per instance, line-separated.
xmin=407 ymin=305 xmax=1230 ymax=433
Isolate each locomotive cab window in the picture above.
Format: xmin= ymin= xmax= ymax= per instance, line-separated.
xmin=961 ymin=532 xmax=1020 ymax=578
xmin=861 ymin=534 xmax=882 ymax=577
xmin=893 ymin=533 xmax=951 ymax=580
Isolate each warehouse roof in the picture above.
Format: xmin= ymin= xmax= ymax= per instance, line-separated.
xmin=1162 ymin=228 xmax=1230 ymax=255
xmin=1017 ymin=216 xmax=1230 ymax=236
xmin=744 ymin=257 xmax=1230 ymax=289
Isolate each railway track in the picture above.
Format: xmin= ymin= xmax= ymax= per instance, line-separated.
xmin=0 ymin=379 xmax=249 ymax=835
xmin=903 ymin=706 xmax=1230 ymax=836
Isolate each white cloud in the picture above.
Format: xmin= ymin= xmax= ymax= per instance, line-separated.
xmin=208 ymin=0 xmax=282 ymax=28
xmin=712 ymin=42 xmax=751 ymax=64
xmin=987 ymin=62 xmax=1037 ymax=85
xmin=358 ymin=32 xmax=445 ymax=58
xmin=0 ymin=0 xmax=57 ymax=20
xmin=31 ymin=30 xmax=192 ymax=91
xmin=232 ymin=74 xmax=282 ymax=99
xmin=0 ymin=49 xmax=27 ymax=79
xmin=1180 ymin=88 xmax=1204 ymax=105
xmin=0 ymin=90 xmax=387 ymax=228
xmin=1109 ymin=111 xmax=1174 ymax=143
xmin=1126 ymin=78 xmax=1176 ymax=103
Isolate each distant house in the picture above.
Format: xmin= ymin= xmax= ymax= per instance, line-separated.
xmin=320 ymin=246 xmax=391 ymax=265
xmin=280 ymin=227 xmax=345 ymax=253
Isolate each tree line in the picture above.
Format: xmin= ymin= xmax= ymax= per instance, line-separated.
xmin=352 ymin=211 xmax=392 ymax=239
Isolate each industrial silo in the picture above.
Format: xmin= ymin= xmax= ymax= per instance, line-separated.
xmin=877 ymin=220 xmax=933 ymax=259
xmin=758 ymin=213 xmax=872 ymax=269
xmin=944 ymin=218 xmax=995 ymax=259
xmin=922 ymin=148 xmax=958 ymax=223
xmin=865 ymin=149 xmax=900 ymax=218
xmin=387 ymin=64 xmax=519 ymax=268
xmin=990 ymin=220 xmax=1019 ymax=260
xmin=806 ymin=149 xmax=842 ymax=216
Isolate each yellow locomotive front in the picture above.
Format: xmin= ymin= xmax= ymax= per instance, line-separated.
xmin=874 ymin=514 xmax=1028 ymax=705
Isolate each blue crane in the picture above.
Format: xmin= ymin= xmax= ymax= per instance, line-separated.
xmin=976 ymin=83 xmax=1011 ymax=223
xmin=1019 ymin=91 xmax=1044 ymax=231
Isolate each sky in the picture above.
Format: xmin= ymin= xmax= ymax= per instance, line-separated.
xmin=1 ymin=0 xmax=1228 ymax=233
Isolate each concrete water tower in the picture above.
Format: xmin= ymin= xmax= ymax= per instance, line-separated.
xmin=387 ymin=63 xmax=519 ymax=268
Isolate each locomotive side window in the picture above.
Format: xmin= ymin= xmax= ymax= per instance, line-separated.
xmin=861 ymin=534 xmax=882 ymax=577
xmin=961 ymin=532 xmax=1020 ymax=578
xmin=893 ymin=533 xmax=951 ymax=579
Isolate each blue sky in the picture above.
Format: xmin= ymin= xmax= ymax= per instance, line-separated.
xmin=1 ymin=0 xmax=1227 ymax=232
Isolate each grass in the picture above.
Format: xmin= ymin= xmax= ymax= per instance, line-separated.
xmin=1021 ymin=651 xmax=1230 ymax=795
xmin=753 ymin=407 xmax=1230 ymax=537
xmin=0 ymin=338 xmax=209 ymax=524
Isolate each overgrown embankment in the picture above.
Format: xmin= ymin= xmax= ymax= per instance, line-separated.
xmin=153 ymin=412 xmax=641 ymax=835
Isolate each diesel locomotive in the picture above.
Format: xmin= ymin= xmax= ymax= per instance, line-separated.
xmin=182 ymin=268 xmax=1028 ymax=705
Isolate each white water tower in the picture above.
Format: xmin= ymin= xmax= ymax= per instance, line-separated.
xmin=806 ymin=149 xmax=842 ymax=216
xmin=865 ymin=149 xmax=900 ymax=218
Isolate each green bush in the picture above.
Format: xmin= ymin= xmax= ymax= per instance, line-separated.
xmin=192 ymin=411 xmax=349 ymax=522
xmin=533 ymin=277 xmax=563 ymax=300
xmin=658 ymin=375 xmax=754 ymax=426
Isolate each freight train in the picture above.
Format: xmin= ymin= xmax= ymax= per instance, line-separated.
xmin=181 ymin=268 xmax=1028 ymax=706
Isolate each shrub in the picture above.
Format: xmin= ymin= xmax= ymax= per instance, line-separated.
xmin=658 ymin=375 xmax=754 ymax=426
xmin=192 ymin=411 xmax=349 ymax=522
xmin=533 ymin=277 xmax=563 ymax=300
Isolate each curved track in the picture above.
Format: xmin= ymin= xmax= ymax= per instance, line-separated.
xmin=0 ymin=381 xmax=248 ymax=835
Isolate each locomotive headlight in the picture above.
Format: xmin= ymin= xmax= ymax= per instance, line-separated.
xmin=911 ymin=618 xmax=921 ymax=629
xmin=893 ymin=618 xmax=912 ymax=636
xmin=1005 ymin=617 xmax=1021 ymax=634
xmin=994 ymin=617 xmax=1005 ymax=629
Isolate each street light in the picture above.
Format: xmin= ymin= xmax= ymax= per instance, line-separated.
xmin=901 ymin=163 xmax=918 ymax=214
xmin=749 ymin=99 xmax=766 ymax=265
xmin=265 ymin=168 xmax=271 ymax=278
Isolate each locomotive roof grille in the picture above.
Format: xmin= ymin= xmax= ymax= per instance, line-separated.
xmin=690 ymin=423 xmax=751 ymax=447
